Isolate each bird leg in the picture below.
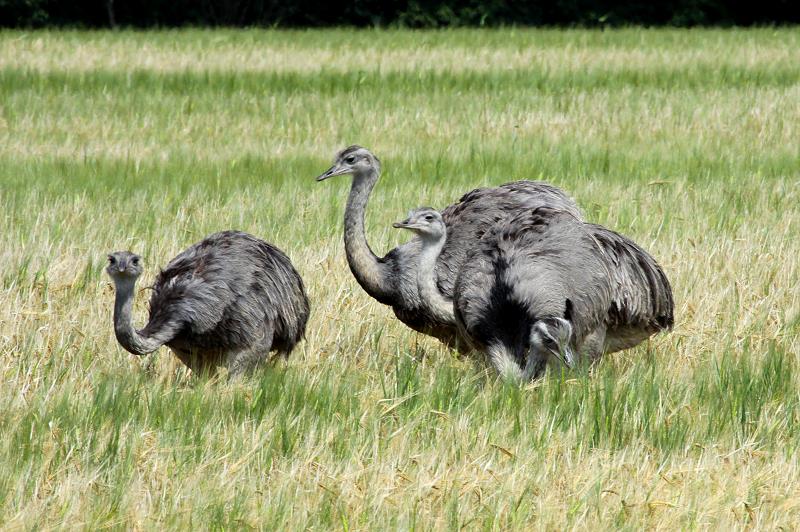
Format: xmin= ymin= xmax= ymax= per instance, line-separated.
xmin=225 ymin=324 xmax=274 ymax=379
xmin=522 ymin=351 xmax=549 ymax=381
xmin=581 ymin=327 xmax=607 ymax=363
xmin=173 ymin=349 xmax=219 ymax=378
xmin=225 ymin=348 xmax=266 ymax=379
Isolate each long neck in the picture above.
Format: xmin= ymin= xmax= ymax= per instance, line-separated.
xmin=416 ymin=233 xmax=456 ymax=325
xmin=343 ymin=170 xmax=393 ymax=301
xmin=112 ymin=278 xmax=164 ymax=356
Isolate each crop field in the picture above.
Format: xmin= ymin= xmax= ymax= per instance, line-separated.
xmin=1 ymin=28 xmax=799 ymax=528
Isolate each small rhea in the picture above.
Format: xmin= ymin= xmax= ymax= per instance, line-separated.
xmin=392 ymin=207 xmax=446 ymax=239
xmin=106 ymin=231 xmax=310 ymax=378
xmin=392 ymin=208 xmax=452 ymax=325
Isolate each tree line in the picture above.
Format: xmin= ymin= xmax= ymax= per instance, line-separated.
xmin=1 ymin=0 xmax=796 ymax=28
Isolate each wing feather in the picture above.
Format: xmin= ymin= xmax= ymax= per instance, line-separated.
xmin=586 ymin=224 xmax=674 ymax=333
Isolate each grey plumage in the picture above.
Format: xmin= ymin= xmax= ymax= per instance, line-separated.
xmin=106 ymin=230 xmax=310 ymax=377
xmin=397 ymin=207 xmax=674 ymax=380
xmin=584 ymin=224 xmax=674 ymax=352
xmin=316 ymin=145 xmax=583 ymax=348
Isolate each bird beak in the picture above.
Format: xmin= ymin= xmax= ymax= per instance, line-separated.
xmin=315 ymin=164 xmax=351 ymax=181
xmin=117 ymin=264 xmax=125 ymax=272
xmin=393 ymin=218 xmax=424 ymax=230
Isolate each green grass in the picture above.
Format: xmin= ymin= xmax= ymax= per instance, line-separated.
xmin=1 ymin=27 xmax=799 ymax=528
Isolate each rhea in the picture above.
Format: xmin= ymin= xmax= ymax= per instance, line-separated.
xmin=316 ymin=145 xmax=583 ymax=348
xmin=106 ymin=230 xmax=310 ymax=377
xmin=394 ymin=207 xmax=673 ymax=380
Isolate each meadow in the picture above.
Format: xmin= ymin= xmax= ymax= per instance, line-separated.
xmin=0 ymin=28 xmax=799 ymax=528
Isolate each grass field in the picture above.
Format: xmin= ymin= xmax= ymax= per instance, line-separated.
xmin=1 ymin=28 xmax=799 ymax=528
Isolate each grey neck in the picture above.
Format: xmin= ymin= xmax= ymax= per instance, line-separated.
xmin=343 ymin=168 xmax=393 ymax=302
xmin=112 ymin=278 xmax=164 ymax=356
xmin=415 ymin=232 xmax=456 ymax=325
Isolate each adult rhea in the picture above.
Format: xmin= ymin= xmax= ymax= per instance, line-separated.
xmin=394 ymin=207 xmax=673 ymax=380
xmin=106 ymin=230 xmax=309 ymax=377
xmin=316 ymin=145 xmax=582 ymax=348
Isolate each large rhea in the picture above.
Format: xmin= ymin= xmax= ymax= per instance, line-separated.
xmin=316 ymin=145 xmax=583 ymax=348
xmin=394 ymin=207 xmax=673 ymax=380
xmin=106 ymin=231 xmax=310 ymax=377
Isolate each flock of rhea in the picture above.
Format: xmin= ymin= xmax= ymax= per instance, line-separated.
xmin=107 ymin=145 xmax=674 ymax=381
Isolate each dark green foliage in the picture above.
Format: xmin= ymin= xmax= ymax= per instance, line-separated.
xmin=1 ymin=0 xmax=797 ymax=28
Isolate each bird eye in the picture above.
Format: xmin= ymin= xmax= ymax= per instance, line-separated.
xmin=131 ymin=257 xmax=139 ymax=266
xmin=108 ymin=256 xmax=116 ymax=264
xmin=345 ymin=156 xmax=356 ymax=164
xmin=424 ymin=215 xmax=434 ymax=221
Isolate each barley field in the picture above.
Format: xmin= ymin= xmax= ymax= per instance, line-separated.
xmin=1 ymin=28 xmax=799 ymax=529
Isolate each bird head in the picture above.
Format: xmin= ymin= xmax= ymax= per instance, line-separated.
xmin=316 ymin=145 xmax=381 ymax=181
xmin=392 ymin=207 xmax=446 ymax=240
xmin=530 ymin=317 xmax=575 ymax=368
xmin=106 ymin=251 xmax=143 ymax=281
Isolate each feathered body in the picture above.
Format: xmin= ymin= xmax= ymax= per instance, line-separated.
xmin=454 ymin=207 xmax=673 ymax=377
xmin=317 ymin=146 xmax=582 ymax=348
xmin=386 ymin=181 xmax=583 ymax=344
xmin=107 ymin=230 xmax=309 ymax=376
